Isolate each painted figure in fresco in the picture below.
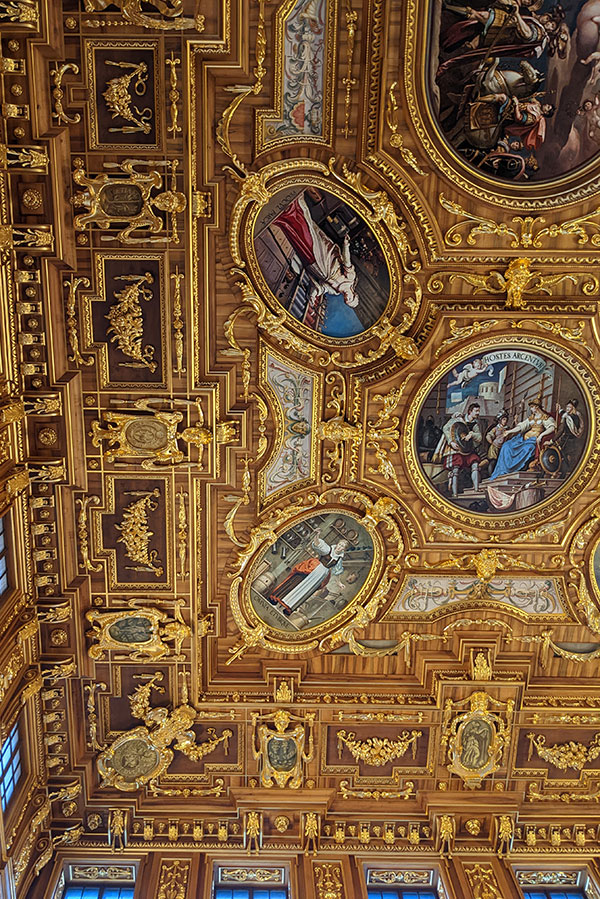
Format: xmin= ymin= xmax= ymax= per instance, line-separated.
xmin=433 ymin=401 xmax=483 ymax=497
xmin=460 ymin=719 xmax=493 ymax=769
xmin=489 ymin=398 xmax=555 ymax=480
xmin=448 ymin=357 xmax=494 ymax=388
xmin=556 ymin=398 xmax=585 ymax=471
xmin=432 ymin=0 xmax=600 ymax=181
xmin=268 ymin=529 xmax=348 ymax=612
xmin=272 ymin=193 xmax=359 ymax=310
xmin=485 ymin=410 xmax=510 ymax=474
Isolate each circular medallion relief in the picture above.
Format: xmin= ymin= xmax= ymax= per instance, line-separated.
xmin=124 ymin=418 xmax=169 ymax=451
xmin=107 ymin=615 xmax=153 ymax=644
xmin=109 ymin=737 xmax=160 ymax=782
xmin=248 ymin=511 xmax=375 ymax=632
xmin=253 ymin=186 xmax=391 ymax=339
xmin=413 ymin=345 xmax=588 ymax=516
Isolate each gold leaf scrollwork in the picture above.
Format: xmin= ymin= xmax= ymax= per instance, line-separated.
xmin=64 ymin=276 xmax=94 ymax=367
xmin=103 ymin=60 xmax=152 ymax=134
xmin=50 ymin=62 xmax=81 ymax=126
xmin=336 ymin=728 xmax=421 ymax=765
xmin=106 ymin=272 xmax=157 ymax=372
xmin=386 ymin=83 xmax=426 ymax=176
xmin=434 ymin=318 xmax=500 ymax=357
xmin=76 ymin=495 xmax=101 ymax=572
xmin=338 ymin=779 xmax=414 ymax=800
xmin=83 ymin=0 xmax=204 ymax=31
xmin=440 ymin=194 xmax=600 ymax=249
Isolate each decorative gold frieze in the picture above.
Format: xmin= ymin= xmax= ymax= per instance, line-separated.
xmin=220 ymin=869 xmax=283 ymax=883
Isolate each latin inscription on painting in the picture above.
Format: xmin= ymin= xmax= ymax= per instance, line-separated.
xmin=430 ymin=0 xmax=600 ymax=182
xmin=416 ymin=348 xmax=587 ymax=514
xmin=253 ymin=187 xmax=390 ymax=339
xmin=249 ymin=512 xmax=374 ymax=631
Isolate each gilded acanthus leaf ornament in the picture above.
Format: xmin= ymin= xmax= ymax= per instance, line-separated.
xmin=97 ymin=672 xmax=231 ymax=792
xmin=336 ymin=729 xmax=421 ymax=766
xmin=106 ymin=273 xmax=157 ymax=371
xmin=527 ymin=731 xmax=600 ymax=771
xmin=429 ymin=258 xmax=597 ymax=309
xmin=115 ymin=489 xmax=163 ymax=576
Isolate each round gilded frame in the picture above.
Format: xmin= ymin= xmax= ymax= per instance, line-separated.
xmin=403 ymin=0 xmax=600 ymax=210
xmin=587 ymin=532 xmax=600 ymax=609
xmin=230 ymin=506 xmax=386 ymax=650
xmin=403 ymin=335 xmax=600 ymax=531
xmin=242 ymin=169 xmax=405 ymax=348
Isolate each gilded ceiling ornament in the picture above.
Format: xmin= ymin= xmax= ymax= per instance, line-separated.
xmin=314 ymin=864 xmax=342 ymax=899
xmin=106 ymin=272 xmax=157 ymax=371
xmin=71 ymin=158 xmax=186 ymax=244
xmin=319 ymin=372 xmax=361 ymax=486
xmin=471 ymin=651 xmax=492 ymax=681
xmin=439 ymin=194 xmax=600 ymax=247
xmin=385 ymin=83 xmax=426 ymax=176
xmin=83 ymin=0 xmax=204 ymax=31
xmin=510 ymin=320 xmax=595 ymax=359
xmin=251 ymin=708 xmax=314 ymax=788
xmin=527 ymin=781 xmax=600 ymax=802
xmin=420 ymin=510 xmax=478 ymax=543
xmin=341 ymin=0 xmax=358 ymax=139
xmin=50 ymin=63 xmax=81 ymax=126
xmin=108 ymin=808 xmax=127 ymax=851
xmin=97 ymin=672 xmax=232 ymax=792
xmin=85 ymin=682 xmax=107 ymax=751
xmin=245 ymin=811 xmax=261 ymax=855
xmin=115 ymin=489 xmax=163 ymax=576
xmin=434 ymin=319 xmax=500 ymax=358
xmin=438 ymin=815 xmax=455 ymax=858
xmin=423 ymin=549 xmax=536 ymax=599
xmin=366 ymin=377 xmax=414 ymax=495
xmin=464 ymin=864 xmax=501 ymax=899
xmin=76 ymin=495 xmax=101 ymax=572
xmin=508 ymin=629 xmax=600 ymax=668
xmin=336 ymin=728 xmax=420 ymax=766
xmin=429 ymin=259 xmax=598 ymax=310
xmin=156 ymin=860 xmax=190 ymax=899
xmin=496 ymin=815 xmax=514 ymax=857
xmin=170 ymin=267 xmax=185 ymax=375
xmin=442 ymin=692 xmax=514 ymax=789
xmin=91 ymin=398 xmax=233 ymax=470
xmin=103 ymin=60 xmax=152 ymax=135
xmin=338 ymin=779 xmax=414 ymax=800
xmin=86 ymin=601 xmax=191 ymax=661
xmin=527 ymin=731 xmax=600 ymax=771
xmin=0 ymin=1 xmax=38 ymax=26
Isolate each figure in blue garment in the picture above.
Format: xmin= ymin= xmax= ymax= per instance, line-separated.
xmin=489 ymin=398 xmax=555 ymax=480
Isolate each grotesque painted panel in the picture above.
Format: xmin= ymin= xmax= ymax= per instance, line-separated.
xmin=393 ymin=574 xmax=566 ymax=618
xmin=248 ymin=511 xmax=374 ymax=631
xmin=415 ymin=346 xmax=587 ymax=514
xmin=259 ymin=0 xmax=330 ymax=145
xmin=261 ymin=351 xmax=318 ymax=500
xmin=431 ymin=0 xmax=600 ymax=182
xmin=253 ymin=186 xmax=390 ymax=338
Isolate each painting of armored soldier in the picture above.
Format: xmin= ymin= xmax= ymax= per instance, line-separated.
xmin=254 ymin=187 xmax=390 ymax=338
xmin=417 ymin=348 xmax=587 ymax=514
xmin=249 ymin=512 xmax=374 ymax=631
xmin=429 ymin=0 xmax=600 ymax=181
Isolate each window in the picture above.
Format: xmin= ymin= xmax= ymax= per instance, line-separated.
xmin=367 ymin=892 xmax=438 ymax=899
xmin=0 ymin=722 xmax=21 ymax=811
xmin=63 ymin=889 xmax=135 ymax=899
xmin=0 ymin=517 xmax=8 ymax=596
xmin=522 ymin=892 xmax=586 ymax=899
xmin=215 ymin=892 xmax=286 ymax=899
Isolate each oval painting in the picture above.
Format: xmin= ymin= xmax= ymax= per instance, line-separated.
xmin=459 ymin=718 xmax=493 ymax=769
xmin=416 ymin=347 xmax=587 ymax=514
xmin=108 ymin=615 xmax=154 ymax=645
xmin=253 ymin=186 xmax=391 ymax=338
xmin=249 ymin=512 xmax=374 ymax=631
xmin=430 ymin=0 xmax=600 ymax=182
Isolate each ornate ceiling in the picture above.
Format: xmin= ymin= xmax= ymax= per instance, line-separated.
xmin=3 ymin=0 xmax=600 ymax=897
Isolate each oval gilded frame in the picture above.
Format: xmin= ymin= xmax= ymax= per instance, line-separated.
xmin=230 ymin=506 xmax=386 ymax=652
xmin=240 ymin=167 xmax=405 ymax=349
xmin=587 ymin=532 xmax=600 ymax=608
xmin=403 ymin=334 xmax=600 ymax=531
xmin=403 ymin=0 xmax=600 ymax=210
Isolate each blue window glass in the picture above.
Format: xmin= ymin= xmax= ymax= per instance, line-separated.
xmin=64 ymin=889 xmax=134 ymax=899
xmin=0 ymin=518 xmax=8 ymax=596
xmin=215 ymin=891 xmax=286 ymax=899
xmin=367 ymin=891 xmax=437 ymax=899
xmin=523 ymin=891 xmax=586 ymax=899
xmin=0 ymin=722 xmax=21 ymax=811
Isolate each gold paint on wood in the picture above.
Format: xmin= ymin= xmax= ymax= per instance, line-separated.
xmin=336 ymin=728 xmax=420 ymax=766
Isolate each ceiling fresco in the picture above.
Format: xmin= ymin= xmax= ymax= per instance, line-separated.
xmin=3 ymin=0 xmax=600 ymax=898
